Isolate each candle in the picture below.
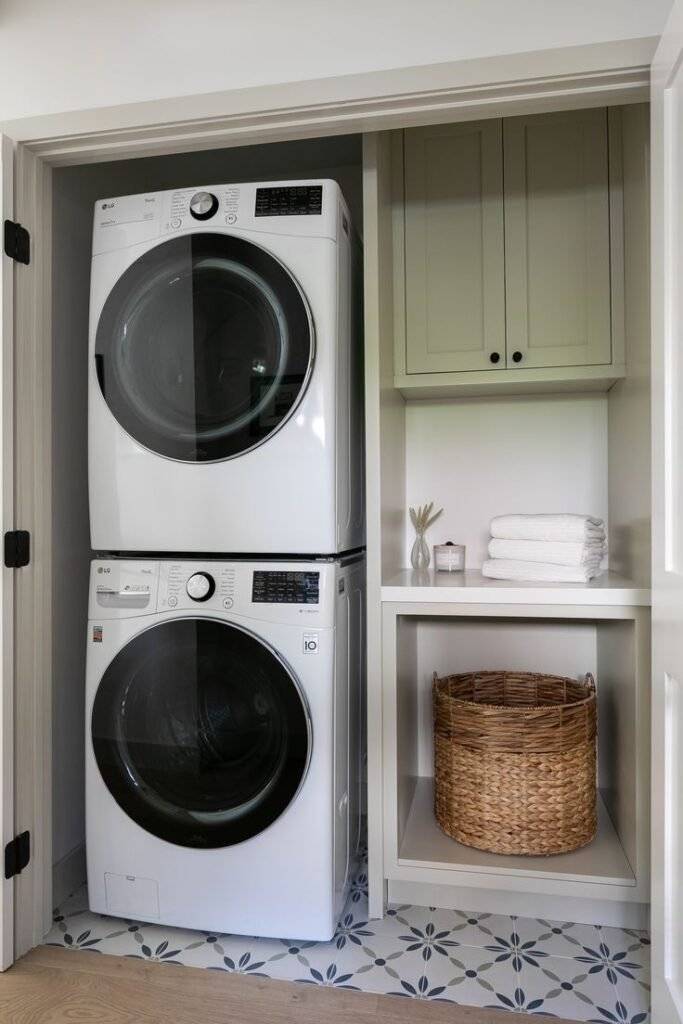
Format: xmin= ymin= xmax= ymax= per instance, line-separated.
xmin=434 ymin=543 xmax=466 ymax=572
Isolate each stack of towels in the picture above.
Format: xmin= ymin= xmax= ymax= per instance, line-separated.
xmin=482 ymin=514 xmax=606 ymax=583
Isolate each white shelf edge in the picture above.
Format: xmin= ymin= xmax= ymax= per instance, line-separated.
xmin=396 ymin=777 xmax=637 ymax=889
xmin=381 ymin=569 xmax=651 ymax=608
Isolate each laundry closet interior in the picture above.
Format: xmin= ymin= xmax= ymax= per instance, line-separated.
xmin=40 ymin=94 xmax=651 ymax=982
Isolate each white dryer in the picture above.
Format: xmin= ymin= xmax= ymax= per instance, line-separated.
xmin=88 ymin=180 xmax=364 ymax=555
xmin=85 ymin=556 xmax=365 ymax=941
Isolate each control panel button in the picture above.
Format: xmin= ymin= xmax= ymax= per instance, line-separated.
xmin=168 ymin=596 xmax=178 ymax=608
xmin=170 ymin=217 xmax=182 ymax=229
xmin=223 ymin=597 xmax=234 ymax=609
xmin=189 ymin=191 xmax=219 ymax=220
xmin=226 ymin=213 xmax=237 ymax=225
xmin=186 ymin=572 xmax=216 ymax=602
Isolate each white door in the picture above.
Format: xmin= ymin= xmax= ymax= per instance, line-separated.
xmin=0 ymin=132 xmax=15 ymax=971
xmin=651 ymin=7 xmax=683 ymax=1022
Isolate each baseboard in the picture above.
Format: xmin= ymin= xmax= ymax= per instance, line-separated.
xmin=52 ymin=843 xmax=86 ymax=909
xmin=387 ymin=879 xmax=650 ymax=930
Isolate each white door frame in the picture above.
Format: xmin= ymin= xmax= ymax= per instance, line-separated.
xmin=650 ymin=4 xmax=683 ymax=1019
xmin=0 ymin=133 xmax=16 ymax=971
xmin=5 ymin=45 xmax=651 ymax=958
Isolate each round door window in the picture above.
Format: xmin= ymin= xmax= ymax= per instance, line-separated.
xmin=91 ymin=618 xmax=311 ymax=848
xmin=94 ymin=233 xmax=314 ymax=462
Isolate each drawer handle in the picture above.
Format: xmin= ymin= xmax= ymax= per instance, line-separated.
xmin=512 ymin=351 xmax=523 ymax=363
xmin=489 ymin=352 xmax=500 ymax=364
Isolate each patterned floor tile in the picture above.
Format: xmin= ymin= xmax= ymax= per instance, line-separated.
xmin=43 ymin=864 xmax=651 ymax=1023
xmin=571 ymin=934 xmax=650 ymax=990
xmin=423 ymin=941 xmax=523 ymax=1011
xmin=513 ymin=915 xmax=603 ymax=958
xmin=612 ymin=974 xmax=650 ymax=1024
xmin=598 ymin=926 xmax=652 ymax=972
xmin=388 ymin=905 xmax=514 ymax=951
xmin=517 ymin=952 xmax=623 ymax=1020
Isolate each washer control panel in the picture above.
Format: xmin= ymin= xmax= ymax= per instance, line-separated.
xmin=91 ymin=560 xmax=336 ymax=624
xmin=252 ymin=570 xmax=320 ymax=604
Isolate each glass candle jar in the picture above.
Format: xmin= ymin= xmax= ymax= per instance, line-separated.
xmin=434 ymin=543 xmax=466 ymax=572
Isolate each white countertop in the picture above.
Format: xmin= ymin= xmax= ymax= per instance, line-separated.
xmin=381 ymin=568 xmax=651 ymax=607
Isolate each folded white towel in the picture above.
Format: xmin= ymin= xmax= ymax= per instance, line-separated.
xmin=488 ymin=538 xmax=605 ymax=567
xmin=482 ymin=559 xmax=603 ymax=583
xmin=490 ymin=514 xmax=605 ymax=543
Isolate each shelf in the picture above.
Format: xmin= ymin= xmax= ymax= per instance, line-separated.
xmin=398 ymin=777 xmax=636 ymax=888
xmin=393 ymin=365 xmax=625 ymax=400
xmin=381 ymin=569 xmax=650 ymax=608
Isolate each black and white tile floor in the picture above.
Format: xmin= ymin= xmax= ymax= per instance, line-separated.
xmin=45 ymin=857 xmax=650 ymax=1022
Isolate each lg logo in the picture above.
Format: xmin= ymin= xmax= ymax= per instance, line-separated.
xmin=303 ymin=634 xmax=319 ymax=654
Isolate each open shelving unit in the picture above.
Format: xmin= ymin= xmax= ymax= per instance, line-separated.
xmin=380 ymin=590 xmax=651 ymax=927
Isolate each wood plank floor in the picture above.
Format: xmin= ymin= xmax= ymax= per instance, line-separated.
xmin=0 ymin=946 xmax=581 ymax=1024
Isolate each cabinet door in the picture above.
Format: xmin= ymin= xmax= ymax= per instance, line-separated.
xmin=503 ymin=108 xmax=611 ymax=369
xmin=404 ymin=121 xmax=505 ymax=373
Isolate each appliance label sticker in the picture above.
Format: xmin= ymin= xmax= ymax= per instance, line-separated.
xmin=92 ymin=626 xmax=103 ymax=643
xmin=303 ymin=633 xmax=319 ymax=654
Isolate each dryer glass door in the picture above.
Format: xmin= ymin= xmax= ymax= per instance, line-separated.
xmin=94 ymin=233 xmax=313 ymax=461
xmin=91 ymin=618 xmax=311 ymax=848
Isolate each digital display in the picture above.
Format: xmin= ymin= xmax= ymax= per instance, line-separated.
xmin=255 ymin=185 xmax=323 ymax=217
xmin=252 ymin=571 xmax=320 ymax=604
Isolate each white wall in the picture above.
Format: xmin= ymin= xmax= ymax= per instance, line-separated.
xmin=404 ymin=394 xmax=609 ymax=568
xmin=0 ymin=0 xmax=672 ymax=123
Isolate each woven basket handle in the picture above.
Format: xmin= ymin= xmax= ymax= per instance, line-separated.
xmin=584 ymin=672 xmax=596 ymax=692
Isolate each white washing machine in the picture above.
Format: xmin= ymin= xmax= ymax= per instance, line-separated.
xmin=88 ymin=179 xmax=364 ymax=555
xmin=85 ymin=556 xmax=365 ymax=940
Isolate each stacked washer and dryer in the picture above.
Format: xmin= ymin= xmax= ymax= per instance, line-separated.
xmin=85 ymin=180 xmax=365 ymax=940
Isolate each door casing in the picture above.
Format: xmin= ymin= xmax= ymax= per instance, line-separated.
xmin=6 ymin=44 xmax=652 ymax=958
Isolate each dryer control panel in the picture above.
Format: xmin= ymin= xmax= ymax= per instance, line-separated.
xmin=92 ymin=178 xmax=349 ymax=256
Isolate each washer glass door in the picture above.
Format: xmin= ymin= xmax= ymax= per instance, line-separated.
xmin=94 ymin=233 xmax=313 ymax=461
xmin=91 ymin=618 xmax=311 ymax=848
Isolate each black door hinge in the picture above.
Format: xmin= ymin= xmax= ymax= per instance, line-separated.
xmin=4 ymin=831 xmax=30 ymax=879
xmin=3 ymin=219 xmax=30 ymax=265
xmin=4 ymin=530 xmax=30 ymax=568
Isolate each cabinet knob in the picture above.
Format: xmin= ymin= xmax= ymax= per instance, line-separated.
xmin=489 ymin=352 xmax=500 ymax=364
xmin=512 ymin=351 xmax=523 ymax=363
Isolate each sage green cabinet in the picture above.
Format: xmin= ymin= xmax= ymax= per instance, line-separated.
xmin=404 ymin=120 xmax=505 ymax=373
xmin=503 ymin=108 xmax=612 ymax=369
xmin=398 ymin=108 xmax=621 ymax=391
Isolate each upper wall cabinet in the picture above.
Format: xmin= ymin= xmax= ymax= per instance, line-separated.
xmin=394 ymin=108 xmax=625 ymax=397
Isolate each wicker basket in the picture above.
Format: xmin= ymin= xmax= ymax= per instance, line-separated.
xmin=432 ymin=670 xmax=597 ymax=856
